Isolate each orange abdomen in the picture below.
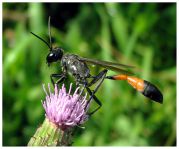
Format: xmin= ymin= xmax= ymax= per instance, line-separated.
xmin=109 ymin=74 xmax=163 ymax=103
xmin=127 ymin=76 xmax=144 ymax=92
xmin=113 ymin=75 xmax=145 ymax=92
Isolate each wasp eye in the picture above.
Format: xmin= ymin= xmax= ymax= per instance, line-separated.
xmin=47 ymin=53 xmax=55 ymax=63
xmin=49 ymin=53 xmax=53 ymax=56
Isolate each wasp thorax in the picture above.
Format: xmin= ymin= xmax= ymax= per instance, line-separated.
xmin=46 ymin=48 xmax=64 ymax=64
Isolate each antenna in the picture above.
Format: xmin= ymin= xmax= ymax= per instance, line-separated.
xmin=30 ymin=32 xmax=52 ymax=50
xmin=48 ymin=16 xmax=52 ymax=50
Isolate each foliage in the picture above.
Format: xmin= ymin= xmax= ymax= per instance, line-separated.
xmin=3 ymin=3 xmax=176 ymax=146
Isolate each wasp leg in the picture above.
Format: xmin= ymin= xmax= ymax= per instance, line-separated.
xmin=50 ymin=73 xmax=66 ymax=87
xmin=79 ymin=84 xmax=86 ymax=96
xmin=77 ymin=86 xmax=102 ymax=125
xmin=88 ymin=69 xmax=108 ymax=87
xmin=85 ymin=87 xmax=102 ymax=116
xmin=85 ymin=69 xmax=108 ymax=115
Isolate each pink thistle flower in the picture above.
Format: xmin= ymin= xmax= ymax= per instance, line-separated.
xmin=42 ymin=83 xmax=89 ymax=130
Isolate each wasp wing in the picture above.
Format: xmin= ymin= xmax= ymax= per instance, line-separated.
xmin=79 ymin=57 xmax=134 ymax=74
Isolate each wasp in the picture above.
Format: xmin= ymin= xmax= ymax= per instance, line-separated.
xmin=31 ymin=17 xmax=163 ymax=115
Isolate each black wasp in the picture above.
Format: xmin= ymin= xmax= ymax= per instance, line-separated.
xmin=31 ymin=17 xmax=163 ymax=115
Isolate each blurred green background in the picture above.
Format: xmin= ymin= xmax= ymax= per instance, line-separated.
xmin=3 ymin=3 xmax=176 ymax=146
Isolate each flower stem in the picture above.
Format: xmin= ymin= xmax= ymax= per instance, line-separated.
xmin=28 ymin=118 xmax=63 ymax=146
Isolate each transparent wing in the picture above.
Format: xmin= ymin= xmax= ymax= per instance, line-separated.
xmin=79 ymin=57 xmax=134 ymax=74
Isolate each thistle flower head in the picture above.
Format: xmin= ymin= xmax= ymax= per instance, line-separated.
xmin=42 ymin=83 xmax=89 ymax=130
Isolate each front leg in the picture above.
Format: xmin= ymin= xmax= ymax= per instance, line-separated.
xmin=50 ymin=73 xmax=66 ymax=87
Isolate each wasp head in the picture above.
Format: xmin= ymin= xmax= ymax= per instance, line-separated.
xmin=30 ymin=17 xmax=64 ymax=67
xmin=46 ymin=47 xmax=64 ymax=66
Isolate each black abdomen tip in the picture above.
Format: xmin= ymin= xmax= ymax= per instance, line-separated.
xmin=142 ymin=80 xmax=163 ymax=104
